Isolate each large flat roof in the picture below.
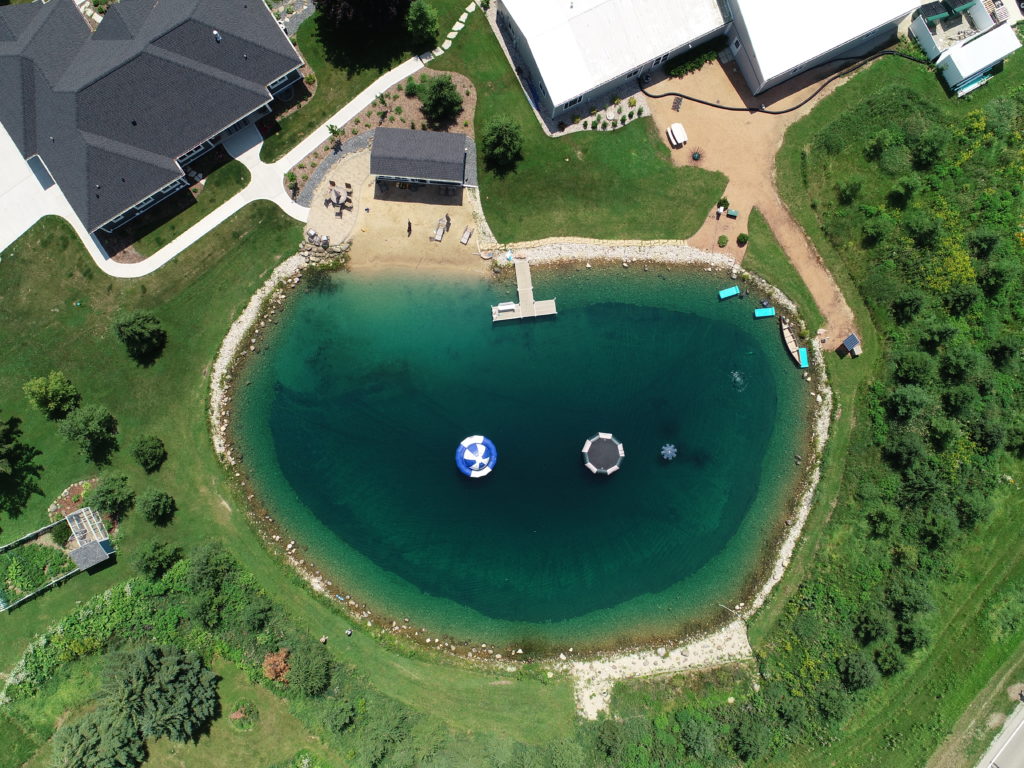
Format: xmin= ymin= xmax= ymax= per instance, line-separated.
xmin=502 ymin=0 xmax=727 ymax=107
xmin=732 ymin=0 xmax=919 ymax=83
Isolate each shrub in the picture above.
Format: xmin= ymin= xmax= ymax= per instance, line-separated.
xmin=732 ymin=715 xmax=772 ymax=761
xmin=418 ymin=74 xmax=463 ymax=125
xmin=113 ymin=311 xmax=167 ymax=365
xmin=287 ymin=642 xmax=332 ymax=696
xmin=404 ymin=76 xmax=418 ymax=98
xmin=666 ymin=40 xmax=722 ymax=77
xmin=137 ymin=489 xmax=176 ymax=526
xmin=134 ymin=541 xmax=181 ymax=580
xmin=131 ymin=435 xmax=167 ymax=473
xmin=736 ymin=233 xmax=749 ymax=247
xmin=717 ymin=235 xmax=728 ymax=247
xmin=836 ymin=177 xmax=863 ymax=204
xmin=837 ymin=651 xmax=880 ymax=691
xmin=263 ymin=648 xmax=290 ymax=683
xmin=717 ymin=196 xmax=729 ymax=208
xmin=58 ymin=405 xmax=118 ymax=464
xmin=637 ymin=106 xmax=643 ymax=117
xmin=89 ymin=474 xmax=134 ymax=521
xmin=52 ymin=707 xmax=145 ymax=768
xmin=320 ymin=698 xmax=356 ymax=734
xmin=23 ymin=371 xmax=80 ymax=420
xmin=481 ymin=115 xmax=524 ymax=173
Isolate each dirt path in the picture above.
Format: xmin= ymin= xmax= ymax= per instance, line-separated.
xmin=647 ymin=59 xmax=858 ymax=340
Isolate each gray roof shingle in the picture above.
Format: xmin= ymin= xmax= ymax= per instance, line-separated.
xmin=0 ymin=0 xmax=302 ymax=231
xmin=370 ymin=128 xmax=469 ymax=185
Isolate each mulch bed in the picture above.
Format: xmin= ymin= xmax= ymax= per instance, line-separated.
xmin=286 ymin=69 xmax=477 ymax=199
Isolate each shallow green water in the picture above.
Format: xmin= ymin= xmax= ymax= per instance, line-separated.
xmin=234 ymin=265 xmax=806 ymax=648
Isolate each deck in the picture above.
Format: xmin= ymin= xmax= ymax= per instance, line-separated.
xmin=491 ymin=258 xmax=557 ymax=322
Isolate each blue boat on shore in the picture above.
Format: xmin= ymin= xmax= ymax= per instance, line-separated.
xmin=798 ymin=348 xmax=809 ymax=368
xmin=754 ymin=307 xmax=776 ymax=318
xmin=718 ymin=285 xmax=740 ymax=300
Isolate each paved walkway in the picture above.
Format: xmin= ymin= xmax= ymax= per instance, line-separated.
xmin=0 ymin=3 xmax=484 ymax=278
xmin=977 ymin=702 xmax=1024 ymax=768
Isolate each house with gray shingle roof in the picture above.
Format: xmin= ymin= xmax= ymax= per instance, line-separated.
xmin=0 ymin=0 xmax=303 ymax=233
xmin=370 ymin=128 xmax=473 ymax=187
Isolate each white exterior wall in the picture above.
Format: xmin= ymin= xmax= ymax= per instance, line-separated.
xmin=910 ymin=14 xmax=943 ymax=60
xmin=967 ymin=2 xmax=996 ymax=33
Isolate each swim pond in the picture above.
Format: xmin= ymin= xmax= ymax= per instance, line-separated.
xmin=232 ymin=265 xmax=808 ymax=649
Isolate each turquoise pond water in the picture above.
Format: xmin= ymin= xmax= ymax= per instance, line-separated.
xmin=233 ymin=265 xmax=807 ymax=648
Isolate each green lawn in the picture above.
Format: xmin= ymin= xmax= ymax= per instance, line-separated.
xmin=260 ymin=1 xmax=467 ymax=163
xmin=133 ymin=160 xmax=250 ymax=257
xmin=438 ymin=10 xmax=727 ymax=243
xmin=0 ymin=205 xmax=574 ymax=762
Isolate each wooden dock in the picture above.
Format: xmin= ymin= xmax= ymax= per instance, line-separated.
xmin=491 ymin=258 xmax=557 ymax=322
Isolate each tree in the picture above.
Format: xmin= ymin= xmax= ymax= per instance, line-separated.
xmin=52 ymin=707 xmax=146 ymax=768
xmin=287 ymin=641 xmax=332 ymax=696
xmin=89 ymin=474 xmax=135 ymax=522
xmin=22 ymin=371 xmax=80 ymax=420
xmin=481 ymin=115 xmax=524 ymax=173
xmin=405 ymin=0 xmax=439 ymax=47
xmin=137 ymin=489 xmax=176 ymax=526
xmin=0 ymin=413 xmax=43 ymax=519
xmin=131 ymin=435 xmax=167 ymax=473
xmin=113 ymin=311 xmax=167 ymax=365
xmin=319 ymin=697 xmax=356 ymax=734
xmin=732 ymin=715 xmax=772 ymax=761
xmin=103 ymin=645 xmax=218 ymax=743
xmin=418 ymin=74 xmax=462 ymax=125
xmin=134 ymin=541 xmax=181 ymax=580
xmin=836 ymin=651 xmax=880 ymax=691
xmin=313 ymin=0 xmax=409 ymax=31
xmin=58 ymin=404 xmax=119 ymax=464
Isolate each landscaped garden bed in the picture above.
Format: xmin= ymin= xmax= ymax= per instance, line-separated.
xmin=284 ymin=68 xmax=476 ymax=200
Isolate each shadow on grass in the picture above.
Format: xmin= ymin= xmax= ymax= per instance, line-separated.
xmin=314 ymin=14 xmax=421 ymax=78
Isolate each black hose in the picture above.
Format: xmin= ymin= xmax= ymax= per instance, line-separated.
xmin=640 ymin=49 xmax=931 ymax=116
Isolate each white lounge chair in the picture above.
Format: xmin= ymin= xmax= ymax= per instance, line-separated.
xmin=460 ymin=226 xmax=473 ymax=245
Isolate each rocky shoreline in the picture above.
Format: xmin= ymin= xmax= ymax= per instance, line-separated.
xmin=207 ymin=238 xmax=835 ymax=717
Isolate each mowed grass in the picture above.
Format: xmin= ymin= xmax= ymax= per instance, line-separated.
xmin=134 ymin=159 xmax=251 ymax=257
xmin=440 ymin=11 xmax=727 ymax=243
xmin=260 ymin=1 xmax=467 ymax=163
xmin=0 ymin=205 xmax=575 ymax=756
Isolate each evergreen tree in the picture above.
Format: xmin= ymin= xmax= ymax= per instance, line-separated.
xmin=131 ymin=436 xmax=167 ymax=474
xmin=113 ymin=311 xmax=167 ymax=365
xmin=89 ymin=474 xmax=135 ymax=522
xmin=418 ymin=74 xmax=462 ymax=126
xmin=481 ymin=115 xmax=524 ymax=173
xmin=313 ymin=0 xmax=409 ymax=30
xmin=405 ymin=0 xmax=439 ymax=47
xmin=137 ymin=489 xmax=176 ymax=526
xmin=52 ymin=707 xmax=147 ymax=768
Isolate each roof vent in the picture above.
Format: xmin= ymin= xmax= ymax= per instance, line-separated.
xmin=131 ymin=120 xmax=137 ymax=127
xmin=213 ymin=30 xmax=222 ymax=42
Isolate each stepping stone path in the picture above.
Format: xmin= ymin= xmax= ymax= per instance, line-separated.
xmin=431 ymin=1 xmax=479 ymax=58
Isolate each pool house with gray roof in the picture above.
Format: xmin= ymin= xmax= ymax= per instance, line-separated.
xmin=0 ymin=0 xmax=303 ymax=234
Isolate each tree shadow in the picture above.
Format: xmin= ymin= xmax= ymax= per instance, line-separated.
xmin=314 ymin=13 xmax=421 ymax=79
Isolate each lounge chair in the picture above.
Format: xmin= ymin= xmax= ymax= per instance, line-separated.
xmin=460 ymin=226 xmax=473 ymax=245
xmin=433 ymin=218 xmax=446 ymax=242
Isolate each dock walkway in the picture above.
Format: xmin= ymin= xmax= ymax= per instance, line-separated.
xmin=491 ymin=257 xmax=557 ymax=322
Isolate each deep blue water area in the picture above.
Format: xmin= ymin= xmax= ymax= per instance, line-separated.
xmin=234 ymin=265 xmax=806 ymax=647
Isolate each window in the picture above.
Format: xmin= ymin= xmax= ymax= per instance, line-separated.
xmin=651 ymin=53 xmax=668 ymax=65
xmin=561 ymin=95 xmax=582 ymax=110
xmin=733 ymin=38 xmax=742 ymax=51
xmin=626 ymin=67 xmax=642 ymax=78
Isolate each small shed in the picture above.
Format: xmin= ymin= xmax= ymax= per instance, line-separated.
xmin=65 ymin=506 xmax=114 ymax=571
xmin=370 ymin=128 xmax=471 ymax=187
xmin=936 ymin=23 xmax=1021 ymax=95
xmin=842 ymin=333 xmax=863 ymax=357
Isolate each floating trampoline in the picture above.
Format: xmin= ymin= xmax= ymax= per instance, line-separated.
xmin=582 ymin=432 xmax=625 ymax=475
xmin=455 ymin=435 xmax=497 ymax=478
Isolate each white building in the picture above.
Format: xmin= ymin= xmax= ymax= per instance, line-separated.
xmin=496 ymin=0 xmax=729 ymax=118
xmin=727 ymin=0 xmax=920 ymax=95
xmin=497 ymin=0 xmax=925 ymax=118
xmin=910 ymin=2 xmax=1021 ymax=96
